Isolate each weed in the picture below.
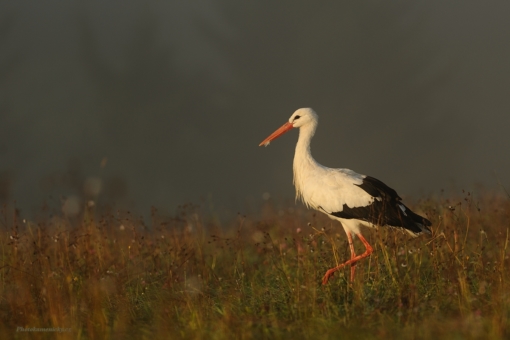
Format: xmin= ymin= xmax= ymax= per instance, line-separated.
xmin=0 ymin=192 xmax=509 ymax=339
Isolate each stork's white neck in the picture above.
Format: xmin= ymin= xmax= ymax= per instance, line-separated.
xmin=293 ymin=120 xmax=321 ymax=203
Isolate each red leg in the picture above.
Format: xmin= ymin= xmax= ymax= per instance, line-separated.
xmin=346 ymin=231 xmax=356 ymax=283
xmin=322 ymin=233 xmax=373 ymax=285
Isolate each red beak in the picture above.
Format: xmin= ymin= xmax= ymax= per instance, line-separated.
xmin=259 ymin=122 xmax=294 ymax=147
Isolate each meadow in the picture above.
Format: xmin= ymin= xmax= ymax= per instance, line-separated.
xmin=0 ymin=191 xmax=509 ymax=339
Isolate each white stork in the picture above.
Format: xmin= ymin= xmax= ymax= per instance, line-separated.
xmin=259 ymin=108 xmax=431 ymax=285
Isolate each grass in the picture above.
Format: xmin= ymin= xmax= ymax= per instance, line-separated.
xmin=0 ymin=191 xmax=509 ymax=339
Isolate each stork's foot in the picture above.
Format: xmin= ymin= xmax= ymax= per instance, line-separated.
xmin=322 ymin=265 xmax=357 ymax=285
xmin=322 ymin=268 xmax=340 ymax=285
xmin=322 ymin=232 xmax=373 ymax=285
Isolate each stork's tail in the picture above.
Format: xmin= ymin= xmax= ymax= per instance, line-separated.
xmin=403 ymin=208 xmax=432 ymax=237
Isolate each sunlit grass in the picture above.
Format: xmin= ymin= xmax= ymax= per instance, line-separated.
xmin=0 ymin=192 xmax=509 ymax=339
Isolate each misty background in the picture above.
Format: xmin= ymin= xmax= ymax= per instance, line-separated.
xmin=1 ymin=1 xmax=509 ymax=218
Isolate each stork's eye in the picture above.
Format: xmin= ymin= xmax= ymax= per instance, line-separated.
xmin=294 ymin=115 xmax=301 ymax=120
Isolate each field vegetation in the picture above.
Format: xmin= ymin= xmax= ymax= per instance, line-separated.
xmin=0 ymin=191 xmax=509 ymax=339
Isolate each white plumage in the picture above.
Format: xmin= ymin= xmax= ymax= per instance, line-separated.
xmin=260 ymin=108 xmax=431 ymax=284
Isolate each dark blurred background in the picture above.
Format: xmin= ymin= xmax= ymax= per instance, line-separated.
xmin=1 ymin=1 xmax=509 ymax=217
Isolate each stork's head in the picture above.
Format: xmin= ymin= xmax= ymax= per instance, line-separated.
xmin=289 ymin=108 xmax=318 ymax=128
xmin=259 ymin=108 xmax=318 ymax=147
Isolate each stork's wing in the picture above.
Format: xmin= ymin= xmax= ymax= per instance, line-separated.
xmin=302 ymin=168 xmax=375 ymax=213
xmin=318 ymin=172 xmax=431 ymax=235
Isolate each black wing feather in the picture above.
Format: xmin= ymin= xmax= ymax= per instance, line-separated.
xmin=330 ymin=176 xmax=431 ymax=235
